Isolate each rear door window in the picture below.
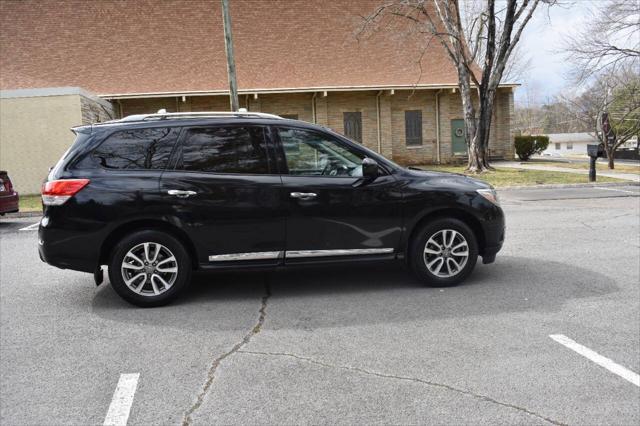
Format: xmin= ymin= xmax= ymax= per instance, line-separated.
xmin=79 ymin=127 xmax=179 ymax=170
xmin=179 ymin=126 xmax=270 ymax=174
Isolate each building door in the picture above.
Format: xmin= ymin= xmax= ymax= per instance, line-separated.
xmin=451 ymin=119 xmax=467 ymax=155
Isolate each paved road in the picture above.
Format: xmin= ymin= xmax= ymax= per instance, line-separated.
xmin=1 ymin=185 xmax=639 ymax=425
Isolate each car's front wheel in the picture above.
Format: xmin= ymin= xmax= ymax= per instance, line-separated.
xmin=410 ymin=218 xmax=478 ymax=287
xmin=108 ymin=230 xmax=191 ymax=307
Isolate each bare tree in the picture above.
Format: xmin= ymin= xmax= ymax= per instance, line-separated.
xmin=563 ymin=66 xmax=640 ymax=168
xmin=564 ymin=0 xmax=640 ymax=84
xmin=362 ymin=0 xmax=554 ymax=173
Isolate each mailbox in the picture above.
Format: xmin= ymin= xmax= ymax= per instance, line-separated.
xmin=587 ymin=144 xmax=604 ymax=158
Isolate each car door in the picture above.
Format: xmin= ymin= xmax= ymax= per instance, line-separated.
xmin=275 ymin=126 xmax=404 ymax=262
xmin=159 ymin=123 xmax=285 ymax=267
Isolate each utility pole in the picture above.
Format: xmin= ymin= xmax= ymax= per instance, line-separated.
xmin=221 ymin=0 xmax=239 ymax=111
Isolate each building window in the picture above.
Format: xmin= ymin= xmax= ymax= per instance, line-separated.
xmin=280 ymin=114 xmax=298 ymax=120
xmin=566 ymin=142 xmax=573 ymax=150
xmin=343 ymin=112 xmax=362 ymax=143
xmin=405 ymin=110 xmax=423 ymax=146
xmin=555 ymin=143 xmax=561 ymax=150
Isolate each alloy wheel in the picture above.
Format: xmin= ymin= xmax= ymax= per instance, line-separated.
xmin=423 ymin=229 xmax=469 ymax=278
xmin=120 ymin=242 xmax=178 ymax=296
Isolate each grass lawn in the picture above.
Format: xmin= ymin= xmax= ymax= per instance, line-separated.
xmin=18 ymin=194 xmax=42 ymax=212
xmin=528 ymin=160 xmax=640 ymax=175
xmin=415 ymin=165 xmax=625 ymax=188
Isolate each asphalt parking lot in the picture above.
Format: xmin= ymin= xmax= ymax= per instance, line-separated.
xmin=1 ymin=185 xmax=639 ymax=425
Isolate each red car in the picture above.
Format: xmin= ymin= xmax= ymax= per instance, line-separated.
xmin=0 ymin=171 xmax=19 ymax=215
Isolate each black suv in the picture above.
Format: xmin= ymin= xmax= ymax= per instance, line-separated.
xmin=39 ymin=111 xmax=505 ymax=307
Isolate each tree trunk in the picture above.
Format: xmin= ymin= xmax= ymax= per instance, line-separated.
xmin=466 ymin=90 xmax=496 ymax=173
xmin=458 ymin=78 xmax=487 ymax=174
xmin=608 ymin=148 xmax=615 ymax=169
xmin=467 ymin=134 xmax=484 ymax=172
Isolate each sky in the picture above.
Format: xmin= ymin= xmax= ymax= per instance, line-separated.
xmin=513 ymin=1 xmax=593 ymax=106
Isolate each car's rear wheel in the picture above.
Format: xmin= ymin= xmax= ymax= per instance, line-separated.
xmin=108 ymin=230 xmax=191 ymax=307
xmin=410 ymin=218 xmax=478 ymax=287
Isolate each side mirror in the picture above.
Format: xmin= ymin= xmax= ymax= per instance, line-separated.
xmin=362 ymin=157 xmax=379 ymax=179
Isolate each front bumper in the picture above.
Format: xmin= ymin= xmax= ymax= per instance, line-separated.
xmin=480 ymin=207 xmax=505 ymax=264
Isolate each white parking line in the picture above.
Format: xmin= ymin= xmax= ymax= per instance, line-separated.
xmin=550 ymin=334 xmax=639 ymax=387
xmin=19 ymin=222 xmax=40 ymax=231
xmin=104 ymin=373 xmax=140 ymax=426
xmin=594 ymin=187 xmax=638 ymax=194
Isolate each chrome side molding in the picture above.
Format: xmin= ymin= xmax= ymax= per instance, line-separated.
xmin=286 ymin=248 xmax=394 ymax=258
xmin=209 ymin=248 xmax=393 ymax=262
xmin=208 ymin=251 xmax=282 ymax=262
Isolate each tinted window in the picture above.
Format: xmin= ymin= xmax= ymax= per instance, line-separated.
xmin=278 ymin=128 xmax=365 ymax=177
xmin=83 ymin=127 xmax=179 ymax=170
xmin=405 ymin=110 xmax=422 ymax=146
xmin=181 ymin=126 xmax=269 ymax=174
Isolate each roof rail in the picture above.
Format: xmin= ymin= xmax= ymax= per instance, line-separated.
xmin=118 ymin=110 xmax=283 ymax=122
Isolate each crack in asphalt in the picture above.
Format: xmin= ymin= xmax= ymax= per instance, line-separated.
xmin=182 ymin=276 xmax=271 ymax=426
xmin=579 ymin=221 xmax=595 ymax=230
xmin=237 ymin=349 xmax=567 ymax=426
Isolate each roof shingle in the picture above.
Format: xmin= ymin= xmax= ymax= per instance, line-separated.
xmin=0 ymin=0 xmax=460 ymax=95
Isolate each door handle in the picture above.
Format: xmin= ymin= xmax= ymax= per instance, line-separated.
xmin=290 ymin=192 xmax=317 ymax=200
xmin=167 ymin=189 xmax=197 ymax=198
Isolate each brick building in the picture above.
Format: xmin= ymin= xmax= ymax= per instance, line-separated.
xmin=0 ymin=0 xmax=515 ymax=193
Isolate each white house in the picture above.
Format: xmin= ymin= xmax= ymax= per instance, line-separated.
xmin=542 ymin=133 xmax=598 ymax=157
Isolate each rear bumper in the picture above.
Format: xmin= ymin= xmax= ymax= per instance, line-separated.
xmin=38 ymin=214 xmax=101 ymax=273
xmin=0 ymin=192 xmax=19 ymax=214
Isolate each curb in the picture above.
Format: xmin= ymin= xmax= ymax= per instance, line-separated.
xmin=497 ymin=182 xmax=640 ymax=191
xmin=1 ymin=211 xmax=42 ymax=219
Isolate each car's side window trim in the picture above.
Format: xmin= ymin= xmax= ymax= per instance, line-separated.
xmin=166 ymin=126 xmax=186 ymax=171
xmin=265 ymin=126 xmax=287 ymax=175
xmin=171 ymin=124 xmax=278 ymax=176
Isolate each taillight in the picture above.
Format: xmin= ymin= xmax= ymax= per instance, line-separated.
xmin=0 ymin=176 xmax=12 ymax=193
xmin=41 ymin=179 xmax=90 ymax=206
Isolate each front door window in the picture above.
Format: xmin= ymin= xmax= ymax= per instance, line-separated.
xmin=277 ymin=128 xmax=365 ymax=177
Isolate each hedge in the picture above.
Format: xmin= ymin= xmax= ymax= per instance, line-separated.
xmin=514 ymin=135 xmax=550 ymax=161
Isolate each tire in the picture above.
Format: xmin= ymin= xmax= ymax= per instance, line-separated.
xmin=108 ymin=230 xmax=192 ymax=307
xmin=409 ymin=218 xmax=478 ymax=287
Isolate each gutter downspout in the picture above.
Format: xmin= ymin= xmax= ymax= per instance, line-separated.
xmin=435 ymin=89 xmax=444 ymax=164
xmin=311 ymin=92 xmax=318 ymax=123
xmin=376 ymin=90 xmax=383 ymax=153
